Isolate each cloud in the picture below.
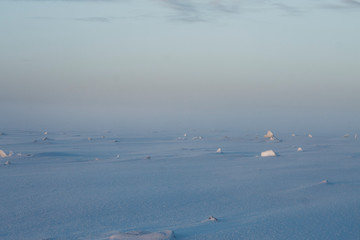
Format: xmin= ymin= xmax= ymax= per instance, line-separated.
xmin=342 ymin=0 xmax=360 ymax=6
xmin=321 ymin=0 xmax=360 ymax=10
xmin=160 ymin=0 xmax=202 ymax=22
xmin=272 ymin=3 xmax=302 ymax=15
xmin=74 ymin=17 xmax=110 ymax=22
xmin=158 ymin=0 xmax=306 ymax=22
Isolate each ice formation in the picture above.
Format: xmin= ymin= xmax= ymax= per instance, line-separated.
xmin=208 ymin=216 xmax=218 ymax=221
xmin=216 ymin=148 xmax=222 ymax=153
xmin=261 ymin=150 xmax=277 ymax=157
xmin=192 ymin=136 xmax=203 ymax=140
xmin=0 ymin=150 xmax=7 ymax=158
xmin=308 ymin=134 xmax=313 ymax=138
xmin=297 ymin=147 xmax=303 ymax=152
xmin=108 ymin=230 xmax=175 ymax=240
xmin=264 ymin=130 xmax=274 ymax=138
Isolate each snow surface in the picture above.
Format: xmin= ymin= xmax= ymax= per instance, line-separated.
xmin=1 ymin=130 xmax=360 ymax=239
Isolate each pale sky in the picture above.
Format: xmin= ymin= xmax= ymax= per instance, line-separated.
xmin=1 ymin=0 xmax=359 ymax=132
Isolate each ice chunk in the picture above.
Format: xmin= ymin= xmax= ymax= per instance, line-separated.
xmin=88 ymin=137 xmax=92 ymax=141
xmin=297 ymin=147 xmax=303 ymax=152
xmin=192 ymin=136 xmax=203 ymax=140
xmin=291 ymin=133 xmax=296 ymax=137
xmin=355 ymin=133 xmax=358 ymax=140
xmin=108 ymin=230 xmax=175 ymax=240
xmin=264 ymin=130 xmax=274 ymax=138
xmin=44 ymin=131 xmax=48 ymax=135
xmin=216 ymin=148 xmax=222 ymax=153
xmin=344 ymin=134 xmax=350 ymax=138
xmin=0 ymin=150 xmax=7 ymax=158
xmin=207 ymin=216 xmax=218 ymax=221
xmin=321 ymin=179 xmax=329 ymax=184
xmin=261 ymin=150 xmax=277 ymax=157
xmin=4 ymin=160 xmax=10 ymax=165
xmin=308 ymin=134 xmax=313 ymax=138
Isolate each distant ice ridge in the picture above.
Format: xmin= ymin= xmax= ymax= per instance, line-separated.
xmin=261 ymin=150 xmax=277 ymax=157
xmin=107 ymin=230 xmax=175 ymax=240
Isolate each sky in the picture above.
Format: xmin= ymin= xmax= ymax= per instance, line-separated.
xmin=0 ymin=0 xmax=359 ymax=133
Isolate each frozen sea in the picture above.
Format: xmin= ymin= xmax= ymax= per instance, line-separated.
xmin=1 ymin=130 xmax=360 ymax=239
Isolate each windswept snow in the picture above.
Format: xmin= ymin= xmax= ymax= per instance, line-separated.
xmin=1 ymin=130 xmax=360 ymax=240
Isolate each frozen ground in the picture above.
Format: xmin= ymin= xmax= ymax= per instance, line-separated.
xmin=1 ymin=129 xmax=360 ymax=239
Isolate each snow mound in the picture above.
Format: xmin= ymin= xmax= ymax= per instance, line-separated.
xmin=108 ymin=230 xmax=175 ymax=240
xmin=0 ymin=150 xmax=7 ymax=158
xmin=216 ymin=148 xmax=222 ymax=153
xmin=297 ymin=147 xmax=303 ymax=152
xmin=264 ymin=130 xmax=274 ymax=138
xmin=261 ymin=150 xmax=277 ymax=157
